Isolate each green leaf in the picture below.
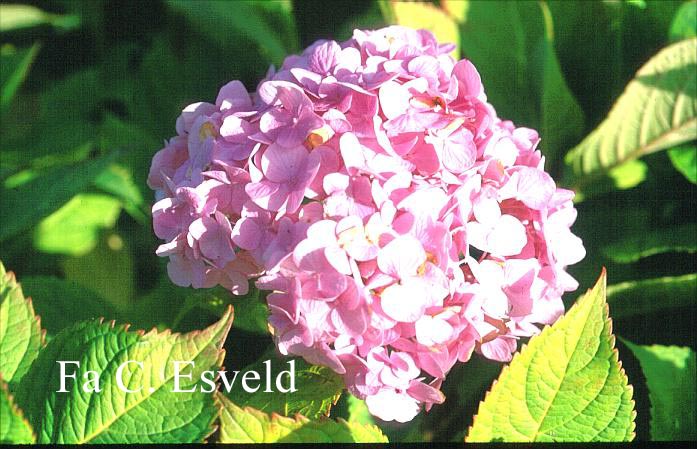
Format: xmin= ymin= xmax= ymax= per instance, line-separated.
xmin=14 ymin=307 xmax=233 ymax=444
xmin=19 ymin=276 xmax=119 ymax=335
xmin=62 ymin=230 xmax=135 ymax=312
xmin=94 ymin=163 xmax=147 ymax=221
xmin=670 ymin=0 xmax=697 ymax=42
xmin=449 ymin=0 xmax=584 ymax=167
xmin=0 ymin=378 xmax=34 ymax=444
xmin=228 ymin=351 xmax=344 ymax=419
xmin=668 ymin=144 xmax=697 ymax=183
xmin=347 ymin=394 xmax=374 ymax=426
xmin=623 ymin=341 xmax=696 ymax=441
xmin=467 ymin=270 xmax=636 ymax=442
xmin=0 ymin=44 xmax=39 ymax=114
xmin=166 ymin=0 xmax=298 ymax=66
xmin=34 ymin=193 xmax=122 ymax=256
xmin=565 ymin=39 xmax=697 ymax=191
xmin=217 ymin=394 xmax=388 ymax=443
xmin=0 ymin=152 xmax=117 ymax=242
xmin=389 ymin=1 xmax=460 ymax=58
xmin=0 ymin=4 xmax=79 ymax=32
xmin=603 ymin=223 xmax=697 ymax=263
xmin=0 ymin=262 xmax=44 ymax=385
xmin=606 ymin=273 xmax=697 ymax=319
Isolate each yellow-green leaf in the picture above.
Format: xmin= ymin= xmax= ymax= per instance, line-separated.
xmin=388 ymin=1 xmax=459 ymax=58
xmin=467 ymin=270 xmax=636 ymax=442
xmin=14 ymin=307 xmax=233 ymax=443
xmin=0 ymin=261 xmax=44 ymax=385
xmin=565 ymin=39 xmax=697 ymax=191
xmin=0 ymin=378 xmax=34 ymax=444
xmin=217 ymin=394 xmax=387 ymax=443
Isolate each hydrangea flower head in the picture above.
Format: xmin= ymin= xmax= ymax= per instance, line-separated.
xmin=149 ymin=26 xmax=585 ymax=422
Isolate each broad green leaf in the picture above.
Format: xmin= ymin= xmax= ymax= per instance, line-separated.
xmin=670 ymin=0 xmax=697 ymax=42
xmin=565 ymin=39 xmax=697 ymax=190
xmin=668 ymin=144 xmax=697 ymax=183
xmin=14 ymin=307 xmax=233 ymax=444
xmin=606 ymin=273 xmax=696 ymax=319
xmin=623 ymin=342 xmax=696 ymax=441
xmin=0 ymin=152 xmax=116 ymax=242
xmin=20 ymin=276 xmax=119 ymax=335
xmin=449 ymin=0 xmax=584 ymax=167
xmin=0 ymin=4 xmax=79 ymax=32
xmin=0 ymin=262 xmax=44 ymax=385
xmin=347 ymin=394 xmax=374 ymax=426
xmin=228 ymin=351 xmax=344 ymax=419
xmin=217 ymin=394 xmax=387 ymax=443
xmin=467 ymin=270 xmax=636 ymax=442
xmin=389 ymin=1 xmax=460 ymax=58
xmin=603 ymin=223 xmax=697 ymax=263
xmin=34 ymin=193 xmax=122 ymax=256
xmin=166 ymin=0 xmax=298 ymax=66
xmin=172 ymin=287 xmax=266 ymax=334
xmin=94 ymin=163 xmax=147 ymax=221
xmin=0 ymin=44 xmax=39 ymax=114
xmin=62 ymin=232 xmax=135 ymax=311
xmin=0 ymin=378 xmax=34 ymax=444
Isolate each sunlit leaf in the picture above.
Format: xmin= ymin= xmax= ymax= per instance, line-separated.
xmin=14 ymin=307 xmax=233 ymax=443
xmin=34 ymin=193 xmax=121 ymax=256
xmin=667 ymin=144 xmax=697 ymax=183
xmin=670 ymin=0 xmax=697 ymax=42
xmin=389 ymin=1 xmax=460 ymax=58
xmin=565 ymin=39 xmax=697 ymax=191
xmin=0 ymin=378 xmax=34 ymax=444
xmin=0 ymin=262 xmax=44 ymax=385
xmin=217 ymin=394 xmax=387 ymax=443
xmin=0 ymin=4 xmax=79 ymax=32
xmin=467 ymin=270 xmax=635 ymax=442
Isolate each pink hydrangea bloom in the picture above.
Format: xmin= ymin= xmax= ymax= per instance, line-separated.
xmin=148 ymin=25 xmax=585 ymax=422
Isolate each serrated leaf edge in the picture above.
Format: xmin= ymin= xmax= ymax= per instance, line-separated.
xmin=466 ymin=269 xmax=636 ymax=442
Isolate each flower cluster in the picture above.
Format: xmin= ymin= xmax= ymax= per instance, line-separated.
xmin=149 ymin=26 xmax=585 ymax=422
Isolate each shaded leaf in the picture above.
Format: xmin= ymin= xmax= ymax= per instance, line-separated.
xmin=166 ymin=0 xmax=298 ymax=66
xmin=0 ymin=262 xmax=44 ymax=385
xmin=14 ymin=307 xmax=233 ymax=443
xmin=448 ymin=0 xmax=584 ymax=167
xmin=94 ymin=163 xmax=147 ymax=221
xmin=0 ymin=152 xmax=117 ymax=242
xmin=0 ymin=378 xmax=34 ymax=444
xmin=606 ymin=273 xmax=696 ymax=319
xmin=228 ymin=351 xmax=344 ymax=419
xmin=603 ymin=223 xmax=697 ymax=263
xmin=623 ymin=341 xmax=696 ymax=441
xmin=0 ymin=44 xmax=39 ymax=114
xmin=217 ymin=394 xmax=387 ymax=443
xmin=20 ymin=276 xmax=119 ymax=335
xmin=565 ymin=39 xmax=697 ymax=191
xmin=467 ymin=270 xmax=636 ymax=442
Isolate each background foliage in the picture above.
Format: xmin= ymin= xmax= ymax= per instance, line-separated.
xmin=0 ymin=0 xmax=695 ymax=443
